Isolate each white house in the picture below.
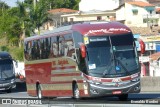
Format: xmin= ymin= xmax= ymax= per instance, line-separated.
xmin=116 ymin=1 xmax=159 ymax=27
xmin=61 ymin=10 xmax=116 ymax=23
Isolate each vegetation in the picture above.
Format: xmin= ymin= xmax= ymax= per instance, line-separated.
xmin=0 ymin=0 xmax=80 ymax=61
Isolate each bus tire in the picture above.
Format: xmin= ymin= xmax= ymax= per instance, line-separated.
xmin=73 ymin=83 xmax=80 ymax=99
xmin=37 ymin=85 xmax=43 ymax=99
xmin=118 ymin=94 xmax=128 ymax=101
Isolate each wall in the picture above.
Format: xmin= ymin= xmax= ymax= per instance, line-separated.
xmin=116 ymin=5 xmax=125 ymax=21
xmin=141 ymin=77 xmax=160 ymax=92
xmin=125 ymin=3 xmax=149 ymax=27
xmin=61 ymin=12 xmax=115 ymax=22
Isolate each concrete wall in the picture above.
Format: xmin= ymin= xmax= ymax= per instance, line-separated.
xmin=141 ymin=76 xmax=160 ymax=92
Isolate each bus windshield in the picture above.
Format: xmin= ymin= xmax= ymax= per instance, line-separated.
xmin=86 ymin=34 xmax=139 ymax=78
xmin=0 ymin=59 xmax=14 ymax=79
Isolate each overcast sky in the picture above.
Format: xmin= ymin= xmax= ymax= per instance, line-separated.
xmin=1 ymin=0 xmax=24 ymax=7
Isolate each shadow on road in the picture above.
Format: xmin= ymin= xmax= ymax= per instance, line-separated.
xmin=12 ymin=82 xmax=27 ymax=92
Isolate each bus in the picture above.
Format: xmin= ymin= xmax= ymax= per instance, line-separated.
xmin=0 ymin=52 xmax=17 ymax=93
xmin=24 ymin=21 xmax=145 ymax=100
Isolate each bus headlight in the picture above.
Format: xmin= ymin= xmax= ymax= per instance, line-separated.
xmin=88 ymin=80 xmax=101 ymax=85
xmin=131 ymin=77 xmax=140 ymax=82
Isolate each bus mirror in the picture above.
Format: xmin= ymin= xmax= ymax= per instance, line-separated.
xmin=138 ymin=39 xmax=145 ymax=54
xmin=16 ymin=62 xmax=18 ymax=68
xmin=13 ymin=59 xmax=18 ymax=68
xmin=80 ymin=43 xmax=86 ymax=58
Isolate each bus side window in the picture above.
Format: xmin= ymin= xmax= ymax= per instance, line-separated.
xmin=73 ymin=31 xmax=87 ymax=74
xmin=64 ymin=33 xmax=75 ymax=59
xmin=45 ymin=38 xmax=51 ymax=58
xmin=50 ymin=36 xmax=58 ymax=58
xmin=72 ymin=31 xmax=83 ymax=61
xmin=40 ymin=38 xmax=45 ymax=59
xmin=31 ymin=40 xmax=36 ymax=60
xmin=59 ymin=35 xmax=65 ymax=56
xmin=24 ymin=41 xmax=30 ymax=60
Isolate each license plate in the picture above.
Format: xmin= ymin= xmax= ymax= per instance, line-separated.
xmin=112 ymin=90 xmax=122 ymax=94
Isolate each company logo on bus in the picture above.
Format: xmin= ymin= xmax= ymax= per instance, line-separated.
xmin=85 ymin=28 xmax=131 ymax=36
xmin=112 ymin=78 xmax=122 ymax=83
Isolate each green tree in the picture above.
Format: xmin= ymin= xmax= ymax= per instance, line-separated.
xmin=0 ymin=9 xmax=21 ymax=46
xmin=29 ymin=0 xmax=49 ymax=35
xmin=16 ymin=1 xmax=28 ymax=47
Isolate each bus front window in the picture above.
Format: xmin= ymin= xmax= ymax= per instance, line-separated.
xmin=86 ymin=36 xmax=113 ymax=77
xmin=86 ymin=34 xmax=140 ymax=78
xmin=0 ymin=60 xmax=14 ymax=79
xmin=114 ymin=45 xmax=139 ymax=72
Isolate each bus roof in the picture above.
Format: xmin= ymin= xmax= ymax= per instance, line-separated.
xmin=0 ymin=52 xmax=12 ymax=59
xmin=25 ymin=21 xmax=132 ymax=41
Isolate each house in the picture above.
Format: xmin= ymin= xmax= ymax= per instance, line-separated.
xmin=116 ymin=1 xmax=159 ymax=27
xmin=46 ymin=8 xmax=78 ymax=29
xmin=61 ymin=10 xmax=116 ymax=25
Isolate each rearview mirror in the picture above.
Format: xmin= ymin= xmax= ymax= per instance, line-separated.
xmin=138 ymin=39 xmax=145 ymax=54
xmin=79 ymin=43 xmax=86 ymax=58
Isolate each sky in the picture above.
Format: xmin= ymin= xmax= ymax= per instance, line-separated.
xmin=1 ymin=0 xmax=24 ymax=7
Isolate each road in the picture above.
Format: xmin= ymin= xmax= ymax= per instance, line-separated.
xmin=0 ymin=82 xmax=159 ymax=107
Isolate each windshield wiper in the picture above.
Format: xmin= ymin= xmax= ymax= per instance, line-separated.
xmin=102 ymin=59 xmax=114 ymax=77
xmin=115 ymin=58 xmax=131 ymax=75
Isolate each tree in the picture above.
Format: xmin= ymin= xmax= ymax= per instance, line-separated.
xmin=0 ymin=8 xmax=21 ymax=46
xmin=46 ymin=0 xmax=80 ymax=10
xmin=28 ymin=0 xmax=49 ymax=35
xmin=16 ymin=1 xmax=28 ymax=47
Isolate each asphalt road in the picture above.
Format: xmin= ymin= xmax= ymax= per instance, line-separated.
xmin=0 ymin=82 xmax=159 ymax=107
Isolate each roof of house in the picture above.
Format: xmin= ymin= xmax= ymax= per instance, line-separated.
xmin=48 ymin=8 xmax=78 ymax=14
xmin=149 ymin=52 xmax=160 ymax=61
xmin=156 ymin=8 xmax=160 ymax=12
xmin=130 ymin=26 xmax=160 ymax=36
xmin=127 ymin=1 xmax=155 ymax=7
xmin=148 ymin=0 xmax=160 ymax=3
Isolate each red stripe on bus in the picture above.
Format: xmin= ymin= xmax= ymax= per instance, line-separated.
xmin=52 ymin=66 xmax=76 ymax=70
xmin=83 ymin=74 xmax=112 ymax=82
xmin=51 ymin=72 xmax=81 ymax=76
xmin=121 ymin=76 xmax=131 ymax=81
xmin=101 ymin=78 xmax=113 ymax=82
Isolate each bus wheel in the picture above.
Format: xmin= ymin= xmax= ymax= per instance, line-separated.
xmin=118 ymin=94 xmax=128 ymax=101
xmin=37 ymin=85 xmax=43 ymax=99
xmin=73 ymin=83 xmax=80 ymax=99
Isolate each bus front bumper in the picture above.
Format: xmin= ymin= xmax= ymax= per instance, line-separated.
xmin=0 ymin=82 xmax=16 ymax=91
xmin=89 ymin=81 xmax=140 ymax=97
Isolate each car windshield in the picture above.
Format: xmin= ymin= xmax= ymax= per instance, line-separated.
xmin=0 ymin=59 xmax=14 ymax=79
xmin=86 ymin=34 xmax=139 ymax=78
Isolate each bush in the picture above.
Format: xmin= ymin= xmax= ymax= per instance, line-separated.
xmin=9 ymin=47 xmax=24 ymax=61
xmin=0 ymin=46 xmax=9 ymax=51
